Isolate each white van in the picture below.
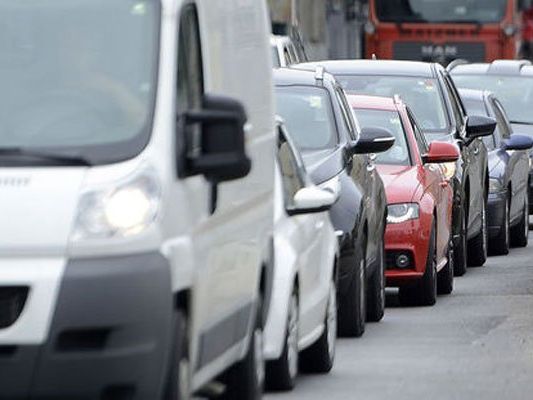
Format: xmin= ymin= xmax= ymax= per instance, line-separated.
xmin=0 ymin=1 xmax=274 ymax=399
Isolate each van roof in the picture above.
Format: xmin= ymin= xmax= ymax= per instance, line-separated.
xmin=293 ymin=60 xmax=436 ymax=78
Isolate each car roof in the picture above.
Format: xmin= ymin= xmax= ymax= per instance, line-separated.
xmin=347 ymin=94 xmax=398 ymax=112
xmin=273 ymin=67 xmax=337 ymax=88
xmin=451 ymin=60 xmax=533 ymax=77
xmin=294 ymin=59 xmax=437 ymax=78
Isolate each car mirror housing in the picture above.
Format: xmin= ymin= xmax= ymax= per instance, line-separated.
xmin=350 ymin=127 xmax=396 ymax=155
xmin=287 ymin=186 xmax=337 ymax=216
xmin=423 ymin=141 xmax=460 ymax=164
xmin=465 ymin=115 xmax=496 ymax=139
xmin=502 ymin=134 xmax=533 ymax=151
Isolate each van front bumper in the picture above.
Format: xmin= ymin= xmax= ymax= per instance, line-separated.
xmin=0 ymin=252 xmax=173 ymax=399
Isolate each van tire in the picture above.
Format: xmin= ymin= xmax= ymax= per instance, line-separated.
xmin=299 ymin=279 xmax=336 ymax=374
xmin=220 ymin=298 xmax=264 ymax=400
xmin=163 ymin=311 xmax=189 ymax=400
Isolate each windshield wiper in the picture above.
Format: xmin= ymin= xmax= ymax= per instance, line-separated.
xmin=510 ymin=121 xmax=533 ymax=126
xmin=0 ymin=148 xmax=92 ymax=166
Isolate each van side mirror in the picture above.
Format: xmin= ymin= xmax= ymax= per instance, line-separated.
xmin=466 ymin=115 xmax=496 ymax=139
xmin=422 ymin=141 xmax=460 ymax=163
xmin=287 ymin=186 xmax=337 ymax=216
xmin=349 ymin=127 xmax=396 ymax=155
xmin=179 ymin=94 xmax=251 ymax=182
xmin=502 ymin=134 xmax=533 ymax=151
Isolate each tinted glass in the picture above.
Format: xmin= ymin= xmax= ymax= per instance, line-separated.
xmin=276 ymin=86 xmax=338 ymax=150
xmin=354 ymin=109 xmax=411 ymax=166
xmin=0 ymin=0 xmax=159 ymax=163
xmin=337 ymin=75 xmax=448 ymax=131
xmin=453 ymin=75 xmax=533 ymax=125
xmin=375 ymin=0 xmax=507 ymax=23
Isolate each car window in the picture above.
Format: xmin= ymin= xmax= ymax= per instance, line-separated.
xmin=277 ymin=126 xmax=305 ymax=210
xmin=276 ymin=85 xmax=338 ymax=150
xmin=335 ymin=86 xmax=359 ymax=140
xmin=461 ymin=97 xmax=496 ymax=149
xmin=354 ymin=108 xmax=412 ymax=166
xmin=492 ymin=99 xmax=512 ymax=139
xmin=441 ymin=72 xmax=465 ymax=129
xmin=407 ymin=108 xmax=429 ymax=154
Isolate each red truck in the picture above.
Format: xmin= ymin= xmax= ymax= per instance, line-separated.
xmin=365 ymin=0 xmax=521 ymax=64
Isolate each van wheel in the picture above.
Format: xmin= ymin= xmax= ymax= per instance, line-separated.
xmin=220 ymin=298 xmax=264 ymax=400
xmin=163 ymin=311 xmax=190 ymax=400
xmin=366 ymin=239 xmax=385 ymax=322
xmin=511 ymin=195 xmax=529 ymax=248
xmin=337 ymin=242 xmax=366 ymax=337
xmin=467 ymin=198 xmax=488 ymax=267
xmin=299 ymin=279 xmax=337 ymax=374
xmin=490 ymin=195 xmax=510 ymax=255
xmin=266 ymin=288 xmax=299 ymax=391
xmin=437 ymin=243 xmax=454 ymax=295
xmin=399 ymin=222 xmax=437 ymax=307
xmin=453 ymin=203 xmax=468 ymax=276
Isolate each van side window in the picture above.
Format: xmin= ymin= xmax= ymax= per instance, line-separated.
xmin=177 ymin=4 xmax=204 ymax=159
xmin=277 ymin=127 xmax=305 ymax=210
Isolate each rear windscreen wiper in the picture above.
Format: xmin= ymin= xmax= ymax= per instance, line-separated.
xmin=0 ymin=148 xmax=92 ymax=166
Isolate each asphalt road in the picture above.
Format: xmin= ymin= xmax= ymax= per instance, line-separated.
xmin=266 ymin=231 xmax=533 ymax=400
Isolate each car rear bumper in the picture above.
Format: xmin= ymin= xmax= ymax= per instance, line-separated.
xmin=488 ymin=191 xmax=506 ymax=239
xmin=0 ymin=252 xmax=173 ymax=399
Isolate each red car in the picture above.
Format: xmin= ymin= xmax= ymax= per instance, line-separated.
xmin=348 ymin=95 xmax=460 ymax=306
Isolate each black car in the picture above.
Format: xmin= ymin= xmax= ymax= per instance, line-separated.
xmin=296 ymin=60 xmax=496 ymax=274
xmin=459 ymin=88 xmax=533 ymax=255
xmin=449 ymin=59 xmax=533 ymax=214
xmin=273 ymin=68 xmax=394 ymax=337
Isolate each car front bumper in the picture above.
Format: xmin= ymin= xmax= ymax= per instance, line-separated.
xmin=0 ymin=252 xmax=173 ymax=399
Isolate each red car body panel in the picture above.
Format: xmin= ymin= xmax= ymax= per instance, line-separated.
xmin=348 ymin=95 xmax=454 ymax=288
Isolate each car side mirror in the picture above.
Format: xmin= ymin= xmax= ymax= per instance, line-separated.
xmin=350 ymin=127 xmax=396 ymax=155
xmin=287 ymin=186 xmax=337 ymax=216
xmin=466 ymin=115 xmax=496 ymax=139
xmin=502 ymin=134 xmax=533 ymax=151
xmin=422 ymin=141 xmax=460 ymax=163
xmin=179 ymin=94 xmax=251 ymax=182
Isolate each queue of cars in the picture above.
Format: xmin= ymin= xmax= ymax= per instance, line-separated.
xmin=1 ymin=0 xmax=532 ymax=397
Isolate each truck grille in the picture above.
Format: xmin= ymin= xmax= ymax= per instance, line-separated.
xmin=393 ymin=41 xmax=486 ymax=63
xmin=0 ymin=287 xmax=29 ymax=328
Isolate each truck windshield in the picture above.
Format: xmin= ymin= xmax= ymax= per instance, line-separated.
xmin=453 ymin=75 xmax=533 ymax=126
xmin=375 ymin=0 xmax=507 ymax=23
xmin=337 ymin=75 xmax=448 ymax=132
xmin=0 ymin=0 xmax=159 ymax=165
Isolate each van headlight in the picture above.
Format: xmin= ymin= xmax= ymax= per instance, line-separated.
xmin=72 ymin=167 xmax=161 ymax=241
xmin=387 ymin=203 xmax=419 ymax=224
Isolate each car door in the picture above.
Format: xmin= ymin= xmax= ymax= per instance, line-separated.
xmin=277 ymin=127 xmax=329 ymax=338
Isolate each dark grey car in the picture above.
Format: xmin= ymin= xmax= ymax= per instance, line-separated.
xmin=459 ymin=88 xmax=533 ymax=255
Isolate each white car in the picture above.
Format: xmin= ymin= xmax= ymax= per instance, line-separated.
xmin=264 ymin=121 xmax=339 ymax=391
xmin=271 ymin=34 xmax=308 ymax=68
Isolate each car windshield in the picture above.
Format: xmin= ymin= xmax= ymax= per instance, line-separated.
xmin=353 ymin=109 xmax=411 ymax=166
xmin=0 ymin=0 xmax=159 ymax=164
xmin=276 ymin=86 xmax=338 ymax=150
xmin=375 ymin=0 xmax=507 ymax=23
xmin=337 ymin=75 xmax=448 ymax=131
xmin=453 ymin=75 xmax=533 ymax=126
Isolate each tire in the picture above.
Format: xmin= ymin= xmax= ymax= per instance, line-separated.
xmin=453 ymin=202 xmax=468 ymax=277
xmin=437 ymin=242 xmax=454 ymax=295
xmin=490 ymin=195 xmax=510 ymax=256
xmin=220 ymin=298 xmax=264 ymax=400
xmin=399 ymin=222 xmax=437 ymax=307
xmin=511 ymin=195 xmax=529 ymax=248
xmin=366 ymin=239 xmax=385 ymax=323
xmin=337 ymin=239 xmax=366 ymax=337
xmin=266 ymin=288 xmax=299 ymax=391
xmin=163 ymin=311 xmax=190 ymax=400
xmin=299 ymin=279 xmax=337 ymax=374
xmin=467 ymin=197 xmax=488 ymax=267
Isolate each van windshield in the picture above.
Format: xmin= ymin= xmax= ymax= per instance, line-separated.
xmin=375 ymin=0 xmax=507 ymax=24
xmin=0 ymin=0 xmax=159 ymax=165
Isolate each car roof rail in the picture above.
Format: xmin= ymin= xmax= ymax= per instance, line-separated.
xmin=315 ymin=66 xmax=325 ymax=85
xmin=446 ymin=58 xmax=469 ymax=72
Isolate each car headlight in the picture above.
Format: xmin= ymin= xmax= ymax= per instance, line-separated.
xmin=71 ymin=166 xmax=161 ymax=241
xmin=441 ymin=162 xmax=457 ymax=180
xmin=489 ymin=177 xmax=503 ymax=193
xmin=387 ymin=203 xmax=419 ymax=224
xmin=318 ymin=175 xmax=341 ymax=199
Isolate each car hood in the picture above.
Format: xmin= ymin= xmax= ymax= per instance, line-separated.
xmin=301 ymin=147 xmax=344 ymax=185
xmin=377 ymin=164 xmax=420 ymax=203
